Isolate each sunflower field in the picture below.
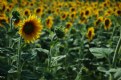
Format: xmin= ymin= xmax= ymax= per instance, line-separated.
xmin=0 ymin=0 xmax=121 ymax=80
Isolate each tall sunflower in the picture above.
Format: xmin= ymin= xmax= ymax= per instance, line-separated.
xmin=19 ymin=15 xmax=43 ymax=43
xmin=87 ymin=27 xmax=95 ymax=41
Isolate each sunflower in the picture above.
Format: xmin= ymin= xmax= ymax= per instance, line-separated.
xmin=29 ymin=2 xmax=34 ymax=7
xmin=79 ymin=16 xmax=87 ymax=24
xmin=69 ymin=11 xmax=77 ymax=20
xmin=115 ymin=9 xmax=121 ymax=16
xmin=94 ymin=16 xmax=103 ymax=27
xmin=45 ymin=16 xmax=53 ymax=29
xmin=84 ymin=8 xmax=92 ymax=18
xmin=34 ymin=7 xmax=43 ymax=17
xmin=70 ymin=7 xmax=76 ymax=12
xmin=0 ymin=1 xmax=7 ymax=13
xmin=54 ymin=7 xmax=60 ymax=16
xmin=23 ymin=9 xmax=31 ymax=17
xmin=66 ymin=22 xmax=72 ymax=29
xmin=93 ymin=9 xmax=99 ymax=18
xmin=87 ymin=27 xmax=95 ymax=41
xmin=104 ymin=18 xmax=112 ymax=30
xmin=6 ymin=7 xmax=11 ymax=13
xmin=19 ymin=15 xmax=43 ymax=43
xmin=14 ymin=19 xmax=21 ymax=28
xmin=0 ymin=16 xmax=8 ymax=27
xmin=8 ymin=3 xmax=14 ymax=10
xmin=79 ymin=10 xmax=85 ymax=18
xmin=0 ymin=13 xmax=8 ymax=27
xmin=60 ymin=11 xmax=68 ymax=20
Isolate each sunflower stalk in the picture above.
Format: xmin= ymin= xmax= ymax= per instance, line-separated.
xmin=112 ymin=35 xmax=121 ymax=68
xmin=8 ymin=18 xmax=13 ymax=48
xmin=17 ymin=37 xmax=22 ymax=80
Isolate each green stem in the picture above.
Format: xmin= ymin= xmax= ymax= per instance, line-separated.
xmin=9 ymin=18 xmax=13 ymax=48
xmin=48 ymin=45 xmax=52 ymax=72
xmin=112 ymin=36 xmax=121 ymax=67
xmin=17 ymin=37 xmax=22 ymax=80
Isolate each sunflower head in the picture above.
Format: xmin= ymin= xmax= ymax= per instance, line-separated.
xmin=104 ymin=18 xmax=112 ymax=30
xmin=0 ymin=15 xmax=8 ymax=27
xmin=66 ymin=22 xmax=72 ymax=29
xmin=70 ymin=7 xmax=76 ymax=12
xmin=69 ymin=11 xmax=76 ymax=20
xmin=94 ymin=16 xmax=103 ymax=27
xmin=60 ymin=12 xmax=68 ymax=20
xmin=19 ymin=15 xmax=43 ymax=43
xmin=14 ymin=19 xmax=21 ymax=28
xmin=87 ymin=27 xmax=95 ymax=41
xmin=79 ymin=16 xmax=87 ymax=24
xmin=84 ymin=8 xmax=92 ymax=18
xmin=23 ymin=9 xmax=31 ymax=17
xmin=34 ymin=7 xmax=43 ymax=17
xmin=80 ymin=10 xmax=84 ymax=17
xmin=0 ymin=1 xmax=7 ymax=13
xmin=115 ymin=9 xmax=121 ymax=16
xmin=45 ymin=16 xmax=53 ymax=29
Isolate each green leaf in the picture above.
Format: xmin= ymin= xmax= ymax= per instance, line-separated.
xmin=8 ymin=69 xmax=17 ymax=74
xmin=35 ymin=48 xmax=49 ymax=54
xmin=89 ymin=48 xmax=113 ymax=59
xmin=114 ymin=68 xmax=121 ymax=79
xmin=52 ymin=55 xmax=66 ymax=62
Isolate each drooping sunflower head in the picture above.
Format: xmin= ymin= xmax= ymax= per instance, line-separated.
xmin=104 ymin=18 xmax=112 ymax=30
xmin=19 ymin=15 xmax=43 ymax=43
xmin=86 ymin=27 xmax=95 ymax=41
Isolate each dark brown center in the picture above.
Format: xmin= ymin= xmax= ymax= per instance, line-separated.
xmin=36 ymin=9 xmax=41 ymax=13
xmin=46 ymin=19 xmax=50 ymax=25
xmin=25 ymin=11 xmax=28 ymax=15
xmin=117 ymin=10 xmax=121 ymax=15
xmin=66 ymin=24 xmax=71 ymax=28
xmin=88 ymin=30 xmax=92 ymax=38
xmin=105 ymin=19 xmax=109 ymax=26
xmin=85 ymin=10 xmax=89 ymax=15
xmin=62 ymin=14 xmax=66 ymax=18
xmin=23 ymin=21 xmax=35 ymax=34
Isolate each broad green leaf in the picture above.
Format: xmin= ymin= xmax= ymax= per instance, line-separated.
xmin=89 ymin=48 xmax=113 ymax=59
xmin=114 ymin=68 xmax=121 ymax=79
